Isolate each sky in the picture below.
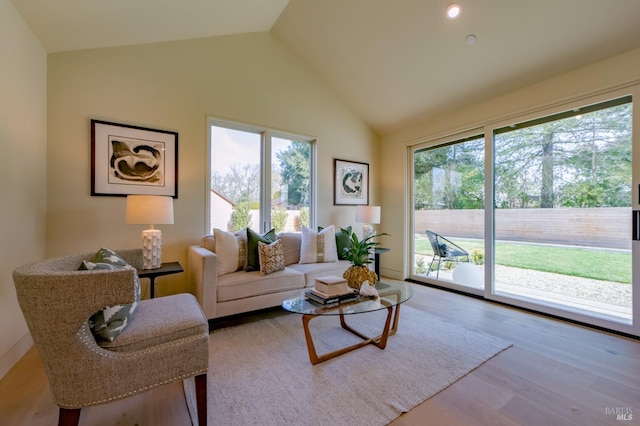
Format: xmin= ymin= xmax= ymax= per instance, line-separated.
xmin=210 ymin=125 xmax=292 ymax=175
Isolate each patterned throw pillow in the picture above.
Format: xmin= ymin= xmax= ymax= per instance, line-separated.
xmin=246 ymin=228 xmax=276 ymax=272
xmin=78 ymin=248 xmax=140 ymax=343
xmin=299 ymin=225 xmax=339 ymax=264
xmin=235 ymin=228 xmax=248 ymax=270
xmin=257 ymin=239 xmax=285 ymax=275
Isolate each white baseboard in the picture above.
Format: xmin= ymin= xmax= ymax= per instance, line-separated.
xmin=0 ymin=332 xmax=33 ymax=380
xmin=380 ymin=268 xmax=403 ymax=281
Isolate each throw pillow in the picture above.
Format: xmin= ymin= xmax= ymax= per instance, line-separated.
xmin=257 ymin=239 xmax=285 ymax=275
xmin=319 ymin=225 xmax=353 ymax=260
xmin=337 ymin=226 xmax=353 ymax=260
xmin=235 ymin=228 xmax=248 ymax=270
xmin=278 ymin=233 xmax=301 ymax=265
xmin=246 ymin=228 xmax=276 ymax=272
xmin=213 ymin=228 xmax=247 ymax=275
xmin=78 ymin=246 xmax=129 ymax=270
xmin=300 ymin=225 xmax=339 ymax=264
xmin=78 ymin=247 xmax=140 ymax=343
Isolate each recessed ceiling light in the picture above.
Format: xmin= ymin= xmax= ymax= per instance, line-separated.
xmin=465 ymin=34 xmax=477 ymax=45
xmin=446 ymin=3 xmax=461 ymax=19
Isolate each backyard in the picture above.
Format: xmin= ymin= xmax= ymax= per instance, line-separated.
xmin=414 ymin=235 xmax=632 ymax=320
xmin=411 ymin=98 xmax=633 ymax=325
xmin=414 ymin=237 xmax=631 ymax=284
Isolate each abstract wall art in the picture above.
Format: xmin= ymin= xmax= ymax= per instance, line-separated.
xmin=334 ymin=159 xmax=369 ymax=205
xmin=91 ymin=119 xmax=178 ymax=197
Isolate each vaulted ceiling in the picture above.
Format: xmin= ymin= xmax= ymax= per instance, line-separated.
xmin=12 ymin=0 xmax=640 ymax=135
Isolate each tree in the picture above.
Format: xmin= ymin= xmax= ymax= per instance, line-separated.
xmin=212 ymin=163 xmax=260 ymax=205
xmin=277 ymin=142 xmax=310 ymax=207
xmin=271 ymin=206 xmax=288 ymax=232
xmin=228 ymin=201 xmax=252 ymax=231
xmin=413 ymin=138 xmax=484 ymax=210
xmin=294 ymin=206 xmax=309 ymax=231
xmin=494 ymin=102 xmax=631 ymax=209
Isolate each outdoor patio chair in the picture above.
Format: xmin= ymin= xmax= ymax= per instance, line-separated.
xmin=425 ymin=230 xmax=470 ymax=279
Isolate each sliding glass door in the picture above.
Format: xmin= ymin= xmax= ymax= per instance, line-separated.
xmin=492 ymin=96 xmax=633 ymax=325
xmin=409 ymin=91 xmax=638 ymax=335
xmin=411 ymin=134 xmax=485 ymax=293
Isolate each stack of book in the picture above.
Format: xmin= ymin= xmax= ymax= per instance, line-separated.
xmin=305 ymin=276 xmax=357 ymax=306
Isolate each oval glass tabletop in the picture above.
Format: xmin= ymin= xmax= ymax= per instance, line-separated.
xmin=282 ymin=281 xmax=412 ymax=316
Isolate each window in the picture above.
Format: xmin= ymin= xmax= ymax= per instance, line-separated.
xmin=208 ymin=119 xmax=316 ymax=234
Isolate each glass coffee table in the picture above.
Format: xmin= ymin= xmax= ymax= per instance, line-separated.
xmin=282 ymin=281 xmax=412 ymax=365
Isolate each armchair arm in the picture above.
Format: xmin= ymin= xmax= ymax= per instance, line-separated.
xmin=14 ymin=265 xmax=138 ymax=341
xmin=187 ymin=245 xmax=219 ymax=319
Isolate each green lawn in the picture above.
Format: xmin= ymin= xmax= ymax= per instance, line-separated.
xmin=414 ymin=238 xmax=631 ymax=284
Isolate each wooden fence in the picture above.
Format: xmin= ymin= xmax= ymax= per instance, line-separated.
xmin=415 ymin=207 xmax=631 ymax=249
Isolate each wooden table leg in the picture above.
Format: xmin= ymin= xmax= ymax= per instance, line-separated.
xmin=340 ymin=305 xmax=394 ymax=348
xmin=301 ymin=305 xmax=398 ymax=365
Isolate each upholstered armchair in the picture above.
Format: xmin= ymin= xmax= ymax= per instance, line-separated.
xmin=13 ymin=249 xmax=209 ymax=426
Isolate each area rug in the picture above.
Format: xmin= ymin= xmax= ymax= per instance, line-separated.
xmin=185 ymin=305 xmax=511 ymax=425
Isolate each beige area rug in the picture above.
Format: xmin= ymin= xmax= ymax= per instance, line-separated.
xmin=185 ymin=305 xmax=511 ymax=426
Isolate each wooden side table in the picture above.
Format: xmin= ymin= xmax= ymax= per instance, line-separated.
xmin=137 ymin=261 xmax=183 ymax=298
xmin=374 ymin=248 xmax=390 ymax=281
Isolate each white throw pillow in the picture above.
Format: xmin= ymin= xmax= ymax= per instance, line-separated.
xmin=213 ymin=228 xmax=247 ymax=275
xmin=299 ymin=225 xmax=338 ymax=264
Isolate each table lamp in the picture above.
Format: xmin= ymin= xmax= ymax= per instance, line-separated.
xmin=356 ymin=205 xmax=380 ymax=239
xmin=126 ymin=195 xmax=174 ymax=269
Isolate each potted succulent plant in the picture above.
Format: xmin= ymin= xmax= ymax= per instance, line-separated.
xmin=341 ymin=228 xmax=388 ymax=290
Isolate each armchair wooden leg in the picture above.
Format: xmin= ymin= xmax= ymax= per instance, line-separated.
xmin=58 ymin=407 xmax=81 ymax=426
xmin=195 ymin=373 xmax=207 ymax=426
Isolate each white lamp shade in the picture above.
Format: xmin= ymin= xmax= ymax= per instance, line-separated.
xmin=126 ymin=195 xmax=174 ymax=225
xmin=355 ymin=205 xmax=381 ymax=224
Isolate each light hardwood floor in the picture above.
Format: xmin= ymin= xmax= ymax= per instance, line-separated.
xmin=1 ymin=281 xmax=638 ymax=425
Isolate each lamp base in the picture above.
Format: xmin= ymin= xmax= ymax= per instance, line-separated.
xmin=141 ymin=229 xmax=162 ymax=269
xmin=362 ymin=224 xmax=375 ymax=240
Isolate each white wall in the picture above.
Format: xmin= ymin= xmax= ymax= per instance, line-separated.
xmin=0 ymin=0 xmax=47 ymax=379
xmin=380 ymin=48 xmax=640 ymax=280
xmin=46 ymin=32 xmax=379 ymax=295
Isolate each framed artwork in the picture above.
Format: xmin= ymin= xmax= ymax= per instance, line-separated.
xmin=91 ymin=119 xmax=178 ymax=198
xmin=334 ymin=159 xmax=369 ymax=205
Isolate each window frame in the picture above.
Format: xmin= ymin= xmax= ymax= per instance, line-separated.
xmin=406 ymin=84 xmax=640 ymax=337
xmin=206 ymin=116 xmax=317 ymax=234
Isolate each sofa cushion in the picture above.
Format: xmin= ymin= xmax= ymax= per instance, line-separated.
xmin=299 ymin=225 xmax=338 ymax=264
xmin=99 ymin=293 xmax=207 ymax=352
xmin=278 ymin=232 xmax=302 ymax=265
xmin=217 ymin=268 xmax=305 ymax=302
xmin=201 ymin=234 xmax=215 ymax=252
xmin=258 ymin=239 xmax=285 ymax=275
xmin=246 ymin=228 xmax=276 ymax=272
xmin=213 ymin=228 xmax=247 ymax=275
xmin=78 ymin=247 xmax=140 ymax=343
xmin=288 ymin=260 xmax=351 ymax=287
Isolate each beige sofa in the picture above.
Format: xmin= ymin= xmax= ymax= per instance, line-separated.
xmin=188 ymin=231 xmax=351 ymax=320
